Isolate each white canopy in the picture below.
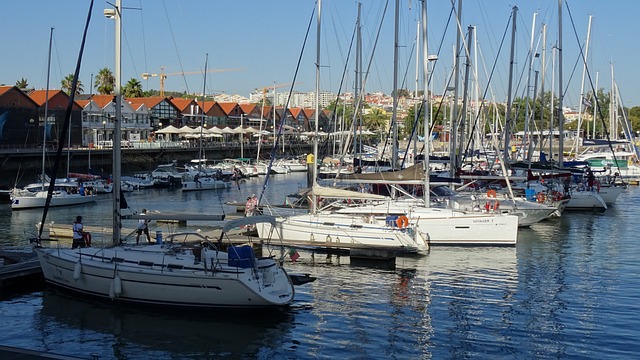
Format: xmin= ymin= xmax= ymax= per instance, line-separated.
xmin=221 ymin=126 xmax=236 ymax=134
xmin=155 ymin=125 xmax=180 ymax=134
xmin=177 ymin=126 xmax=197 ymax=134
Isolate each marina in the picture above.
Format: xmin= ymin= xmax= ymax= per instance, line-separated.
xmin=2 ymin=0 xmax=640 ymax=358
xmin=1 ymin=177 xmax=640 ymax=358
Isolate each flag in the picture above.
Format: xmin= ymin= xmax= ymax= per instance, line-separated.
xmin=288 ymin=247 xmax=300 ymax=262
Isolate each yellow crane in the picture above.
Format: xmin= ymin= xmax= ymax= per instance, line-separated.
xmin=256 ymin=82 xmax=300 ymax=96
xmin=141 ymin=67 xmax=244 ymax=97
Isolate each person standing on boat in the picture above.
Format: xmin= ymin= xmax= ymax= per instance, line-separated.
xmin=136 ymin=208 xmax=151 ymax=244
xmin=245 ymin=197 xmax=255 ymax=217
xmin=72 ymin=216 xmax=87 ymax=249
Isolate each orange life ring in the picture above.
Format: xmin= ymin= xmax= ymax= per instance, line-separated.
xmin=536 ymin=192 xmax=546 ymax=203
xmin=396 ymin=215 xmax=409 ymax=228
xmin=487 ymin=189 xmax=497 ymax=198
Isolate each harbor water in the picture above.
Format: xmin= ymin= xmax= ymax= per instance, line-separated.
xmin=1 ymin=172 xmax=640 ymax=359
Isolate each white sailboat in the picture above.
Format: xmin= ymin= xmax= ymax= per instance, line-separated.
xmin=11 ymin=28 xmax=96 ymax=210
xmin=35 ymin=1 xmax=295 ymax=309
xmin=256 ymin=0 xmax=427 ymax=254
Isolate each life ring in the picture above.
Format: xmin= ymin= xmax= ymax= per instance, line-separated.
xmin=552 ymin=191 xmax=563 ymax=202
xmin=396 ymin=215 xmax=409 ymax=228
xmin=487 ymin=189 xmax=497 ymax=198
xmin=536 ymin=192 xmax=546 ymax=203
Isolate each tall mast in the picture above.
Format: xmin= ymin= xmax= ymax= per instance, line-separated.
xmin=311 ymin=0 xmax=321 ymax=214
xmin=538 ymin=24 xmax=546 ymax=157
xmin=522 ymin=12 xmax=537 ymax=161
xmin=391 ymin=0 xmax=400 ymax=169
xmin=353 ymin=2 xmax=361 ymax=157
xmin=112 ymin=0 xmax=122 ymax=244
xmin=503 ymin=6 xmax=518 ymax=164
xmin=42 ymin=27 xmax=54 ymax=190
xmin=421 ymin=0 xmax=430 ymax=205
xmin=557 ymin=0 xmax=564 ymax=166
xmin=457 ymin=26 xmax=473 ymax=163
xmin=450 ymin=0 xmax=462 ymax=177
xmin=574 ymin=15 xmax=592 ymax=154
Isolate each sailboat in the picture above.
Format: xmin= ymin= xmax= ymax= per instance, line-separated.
xmin=256 ymin=0 xmax=428 ymax=254
xmin=34 ymin=0 xmax=295 ymax=309
xmin=11 ymin=29 xmax=96 ymax=210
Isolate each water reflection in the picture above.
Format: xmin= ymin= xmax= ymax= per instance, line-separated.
xmin=37 ymin=290 xmax=295 ymax=359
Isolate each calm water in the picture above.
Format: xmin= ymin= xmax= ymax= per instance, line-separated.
xmin=1 ymin=173 xmax=639 ymax=359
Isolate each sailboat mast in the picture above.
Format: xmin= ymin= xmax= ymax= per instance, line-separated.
xmin=42 ymin=27 xmax=54 ymax=190
xmin=574 ymin=15 xmax=592 ymax=154
xmin=421 ymin=0 xmax=430 ymax=205
xmin=449 ymin=0 xmax=462 ymax=177
xmin=391 ymin=0 xmax=400 ymax=169
xmin=200 ymin=53 xmax=208 ymax=169
xmin=557 ymin=0 xmax=565 ymax=166
xmin=112 ymin=0 xmax=122 ymax=244
xmin=503 ymin=6 xmax=518 ymax=164
xmin=311 ymin=0 xmax=321 ymax=214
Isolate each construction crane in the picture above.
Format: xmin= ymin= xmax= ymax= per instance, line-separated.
xmin=141 ymin=67 xmax=244 ymax=97
xmin=255 ymin=82 xmax=300 ymax=95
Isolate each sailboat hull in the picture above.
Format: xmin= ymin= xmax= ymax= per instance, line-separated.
xmin=12 ymin=192 xmax=96 ymax=210
xmin=35 ymin=245 xmax=294 ymax=308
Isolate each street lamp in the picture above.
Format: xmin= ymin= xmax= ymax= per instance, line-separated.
xmin=102 ymin=120 xmax=107 ymax=143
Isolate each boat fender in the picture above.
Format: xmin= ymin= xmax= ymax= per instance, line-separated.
xmin=310 ymin=233 xmax=315 ymax=242
xmin=73 ymin=262 xmax=82 ymax=280
xmin=396 ymin=215 xmax=409 ymax=228
xmin=113 ymin=275 xmax=122 ymax=296
xmin=109 ymin=281 xmax=115 ymax=299
xmin=494 ymin=201 xmax=500 ymax=210
xmin=595 ymin=180 xmax=601 ymax=192
xmin=326 ymin=235 xmax=332 ymax=242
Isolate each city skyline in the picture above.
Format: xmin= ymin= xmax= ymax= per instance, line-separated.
xmin=1 ymin=1 xmax=638 ymax=109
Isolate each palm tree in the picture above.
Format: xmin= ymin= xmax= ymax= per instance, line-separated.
xmin=95 ymin=67 xmax=115 ymax=94
xmin=123 ymin=78 xmax=143 ymax=98
xmin=15 ymin=78 xmax=29 ymax=90
xmin=364 ymin=107 xmax=389 ymax=133
xmin=61 ymin=74 xmax=84 ymax=95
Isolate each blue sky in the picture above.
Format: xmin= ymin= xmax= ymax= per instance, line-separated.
xmin=1 ymin=1 xmax=638 ymax=108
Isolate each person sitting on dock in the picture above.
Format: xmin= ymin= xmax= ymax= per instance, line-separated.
xmin=136 ymin=209 xmax=151 ymax=244
xmin=72 ymin=216 xmax=88 ymax=249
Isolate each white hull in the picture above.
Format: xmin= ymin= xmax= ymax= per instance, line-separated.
xmin=334 ymin=203 xmax=518 ymax=245
xmin=256 ymin=213 xmax=428 ymax=253
xmin=12 ymin=191 xmax=96 ymax=210
xmin=565 ymin=191 xmax=607 ymax=209
xmin=596 ymin=185 xmax=624 ymax=205
xmin=35 ymin=244 xmax=294 ymax=308
xmin=181 ymin=178 xmax=230 ymax=191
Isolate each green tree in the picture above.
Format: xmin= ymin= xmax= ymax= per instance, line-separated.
xmin=15 ymin=78 xmax=28 ymax=90
xmin=95 ymin=67 xmax=115 ymax=94
xmin=123 ymin=78 xmax=143 ymax=98
xmin=61 ymin=74 xmax=84 ymax=95
xmin=363 ymin=107 xmax=388 ymax=133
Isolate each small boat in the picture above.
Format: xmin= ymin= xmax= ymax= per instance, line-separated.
xmin=11 ymin=183 xmax=97 ymax=210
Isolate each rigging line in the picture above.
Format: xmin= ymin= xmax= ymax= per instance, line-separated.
xmin=38 ymin=0 xmax=94 ymax=239
xmin=327 ymin=22 xmax=356 ymax=138
xmin=139 ymin=0 xmax=149 ymax=83
xmin=257 ymin=3 xmax=316 ymax=206
xmin=565 ymin=1 xmax=620 ymax=168
xmin=161 ymin=0 xmax=189 ymax=94
xmin=336 ymin=0 xmax=389 ymax=174
xmin=460 ymin=9 xmax=513 ymax=167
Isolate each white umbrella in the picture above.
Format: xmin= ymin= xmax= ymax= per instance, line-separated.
xmin=221 ymin=126 xmax=236 ymax=134
xmin=208 ymin=127 xmax=223 ymax=134
xmin=155 ymin=125 xmax=180 ymax=134
xmin=177 ymin=126 xmax=197 ymax=134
